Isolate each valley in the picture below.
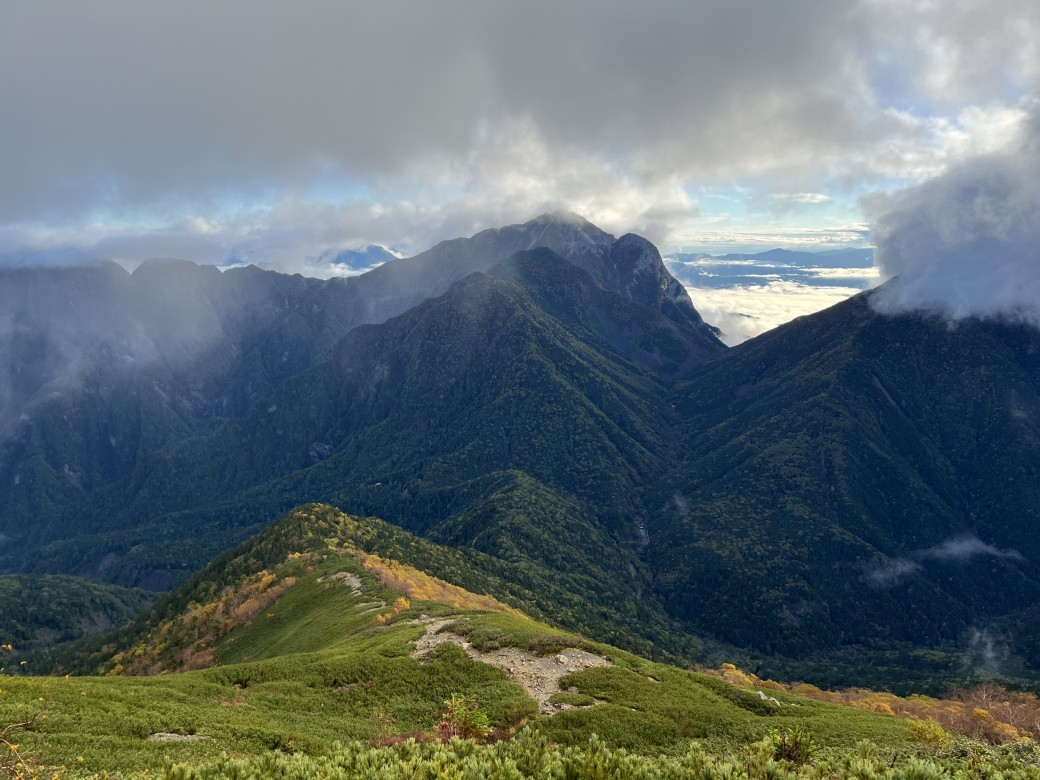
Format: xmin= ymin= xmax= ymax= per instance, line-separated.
xmin=2 ymin=215 xmax=1040 ymax=777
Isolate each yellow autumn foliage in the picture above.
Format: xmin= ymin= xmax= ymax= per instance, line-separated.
xmin=107 ymin=565 xmax=299 ymax=675
xmin=701 ymin=664 xmax=1037 ymax=745
xmin=354 ymin=552 xmax=522 ymax=616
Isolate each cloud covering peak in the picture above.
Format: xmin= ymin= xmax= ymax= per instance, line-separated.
xmin=870 ymin=108 xmax=1040 ymax=324
xmin=2 ymin=0 xmax=1039 ymax=270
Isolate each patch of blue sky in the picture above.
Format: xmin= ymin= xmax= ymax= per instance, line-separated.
xmin=300 ymin=163 xmax=376 ymax=206
xmin=665 ymin=258 xmax=877 ymax=290
xmin=869 ymin=53 xmax=934 ymax=116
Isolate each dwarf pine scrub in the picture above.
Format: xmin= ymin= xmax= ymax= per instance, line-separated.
xmin=157 ymin=729 xmax=1040 ymax=780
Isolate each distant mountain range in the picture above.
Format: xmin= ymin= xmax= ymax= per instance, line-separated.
xmin=664 ymin=247 xmax=877 ymax=291
xmin=668 ymin=247 xmax=875 ymax=267
xmin=2 ymin=214 xmax=1038 ymax=692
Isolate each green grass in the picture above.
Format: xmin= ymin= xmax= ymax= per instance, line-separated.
xmin=2 ymin=627 xmax=534 ymax=775
xmin=214 ymin=556 xmax=404 ymax=663
xmin=123 ymin=728 xmax=1040 ymax=780
xmin=0 ymin=564 xmax=913 ymax=777
xmin=443 ymin=611 xmax=586 ymax=655
xmin=2 ymin=505 xmax=1025 ymax=778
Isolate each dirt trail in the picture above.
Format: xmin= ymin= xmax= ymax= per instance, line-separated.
xmin=317 ymin=571 xmax=363 ymax=595
xmin=410 ymin=618 xmax=610 ymax=714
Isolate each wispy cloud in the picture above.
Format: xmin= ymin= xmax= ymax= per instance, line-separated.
xmin=865 ymin=535 xmax=1025 ymax=588
xmin=926 ymin=537 xmax=1024 ymax=563
xmin=768 ymin=193 xmax=833 ymax=205
xmin=867 ymin=558 xmax=923 ymax=587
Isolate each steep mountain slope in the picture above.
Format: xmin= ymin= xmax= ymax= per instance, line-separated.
xmin=10 ymin=214 xmax=1040 ymax=693
xmin=0 ymin=261 xmax=363 ymax=555
xmin=0 ymin=215 xmax=721 ymax=583
xmin=643 ymin=290 xmax=1040 ymax=684
xmin=354 ymin=212 xmax=723 ymax=350
xmin=9 ymin=249 xmax=726 ymax=668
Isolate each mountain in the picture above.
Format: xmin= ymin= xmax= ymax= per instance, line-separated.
xmin=14 ymin=503 xmax=939 ymax=776
xmin=6 ymin=213 xmax=1040 ymax=694
xmin=0 ymin=219 xmax=724 ymax=662
xmin=14 ymin=504 xmax=1040 ymax=778
xmin=352 ymin=211 xmax=722 ymax=341
xmin=0 ymin=573 xmax=153 ymax=654
xmin=0 ymin=215 xmax=722 ymax=586
xmin=6 ymin=247 xmax=722 ymax=668
xmin=0 ymin=213 xmax=716 ymax=440
xmin=0 ymin=260 xmax=367 ymax=567
xmin=643 ymin=289 xmax=1040 ymax=687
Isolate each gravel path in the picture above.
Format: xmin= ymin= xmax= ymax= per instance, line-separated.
xmin=410 ymin=618 xmax=610 ymax=714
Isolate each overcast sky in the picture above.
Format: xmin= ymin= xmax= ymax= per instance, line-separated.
xmin=1 ymin=1 xmax=1037 ymax=281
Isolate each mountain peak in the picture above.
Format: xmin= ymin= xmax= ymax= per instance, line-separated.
xmin=527 ymin=210 xmax=599 ymax=229
xmin=504 ymin=212 xmax=614 ymax=255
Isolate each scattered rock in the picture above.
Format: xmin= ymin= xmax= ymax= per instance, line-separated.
xmin=411 ymin=622 xmax=611 ymax=715
xmin=317 ymin=571 xmax=363 ymax=596
xmin=756 ymin=690 xmax=782 ymax=706
xmin=147 ymin=733 xmax=208 ymax=742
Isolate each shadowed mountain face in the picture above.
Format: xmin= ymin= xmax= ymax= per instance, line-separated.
xmin=644 ymin=292 xmax=1040 ymax=682
xmin=350 ymin=211 xmax=723 ymax=343
xmin=0 ymin=213 xmax=719 ymax=436
xmin=0 ymin=260 xmax=366 ymax=550
xmin=5 ymin=250 xmax=694 ymax=596
xmin=0 ymin=218 xmax=722 ymax=594
xmin=6 ymin=214 xmax=1040 ymax=690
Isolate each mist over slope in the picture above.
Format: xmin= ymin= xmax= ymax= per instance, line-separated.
xmin=0 ymin=215 xmax=720 ymax=571
xmin=4 ymin=213 xmax=1040 ymax=690
xmin=0 ymin=217 xmax=722 ymax=663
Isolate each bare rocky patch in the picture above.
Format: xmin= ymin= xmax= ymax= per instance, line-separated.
xmin=410 ymin=617 xmax=611 ymax=714
xmin=317 ymin=571 xmax=363 ymax=595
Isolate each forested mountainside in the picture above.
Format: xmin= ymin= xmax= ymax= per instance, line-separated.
xmin=3 ymin=214 xmax=1040 ymax=690
xmin=648 ymin=293 xmax=1040 ymax=687
xmin=0 ymin=215 xmax=721 ymax=587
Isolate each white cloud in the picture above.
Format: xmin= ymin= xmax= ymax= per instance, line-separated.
xmin=867 ymin=558 xmax=923 ymax=587
xmin=685 ymin=281 xmax=870 ymax=345
xmin=809 ymin=267 xmax=881 ymax=281
xmin=926 ymin=537 xmax=1024 ymax=563
xmin=767 ymin=193 xmax=832 ymax=205
xmin=0 ymin=1 xmax=1037 ymax=267
xmin=869 ymin=107 xmax=1040 ymax=325
xmin=865 ymin=535 xmax=1024 ymax=588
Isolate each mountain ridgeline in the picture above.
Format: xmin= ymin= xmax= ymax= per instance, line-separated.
xmin=3 ymin=212 xmax=1039 ymax=690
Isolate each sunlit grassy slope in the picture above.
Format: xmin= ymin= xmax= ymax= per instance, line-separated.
xmin=0 ymin=504 xmax=940 ymax=777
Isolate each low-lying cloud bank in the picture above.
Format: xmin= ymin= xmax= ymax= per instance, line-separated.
xmin=867 ymin=536 xmax=1024 ymax=587
xmin=686 ymin=281 xmax=873 ymax=345
xmin=870 ymin=108 xmax=1040 ymax=325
